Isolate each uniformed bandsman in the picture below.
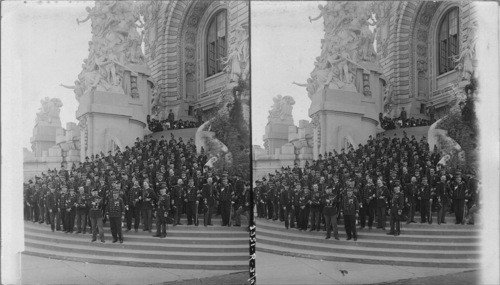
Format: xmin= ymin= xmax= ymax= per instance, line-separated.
xmin=89 ymin=188 xmax=105 ymax=243
xmin=387 ymin=181 xmax=404 ymax=236
xmin=106 ymin=190 xmax=125 ymax=243
xmin=154 ymin=184 xmax=170 ymax=237
xmin=342 ymin=187 xmax=359 ymax=241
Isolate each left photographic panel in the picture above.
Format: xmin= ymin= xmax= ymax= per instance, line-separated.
xmin=2 ymin=1 xmax=251 ymax=284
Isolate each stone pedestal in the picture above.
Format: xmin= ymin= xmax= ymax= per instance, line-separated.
xmin=77 ymin=66 xmax=150 ymax=160
xmin=30 ymin=121 xmax=61 ymax=157
xmin=308 ymin=67 xmax=382 ymax=159
xmin=77 ymin=89 xmax=148 ymax=160
xmin=263 ymin=115 xmax=294 ymax=155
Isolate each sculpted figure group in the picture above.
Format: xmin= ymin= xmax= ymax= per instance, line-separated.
xmin=62 ymin=2 xmax=146 ymax=101
xmin=294 ymin=1 xmax=381 ymax=96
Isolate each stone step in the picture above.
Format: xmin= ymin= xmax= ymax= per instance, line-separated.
xmin=257 ymin=220 xmax=479 ymax=236
xmin=23 ymin=221 xmax=248 ymax=271
xmin=25 ymin=239 xmax=247 ymax=261
xmin=257 ymin=243 xmax=479 ymax=269
xmin=257 ymin=235 xmax=479 ymax=259
xmin=256 ymin=222 xmax=479 ymax=243
xmin=22 ymin=249 xmax=248 ymax=271
xmin=25 ymin=222 xmax=249 ymax=238
xmin=255 ymin=218 xmax=479 ymax=268
xmin=256 ymin=227 xmax=479 ymax=251
xmin=24 ymin=233 xmax=247 ymax=253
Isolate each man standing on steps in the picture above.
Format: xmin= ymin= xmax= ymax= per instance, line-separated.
xmin=202 ymin=177 xmax=216 ymax=226
xmin=218 ymin=177 xmax=234 ymax=227
xmin=435 ymin=175 xmax=450 ymax=224
xmin=375 ymin=179 xmax=388 ymax=230
xmin=358 ymin=178 xmax=375 ymax=230
xmin=290 ymin=183 xmax=301 ymax=229
xmin=298 ymin=186 xmax=311 ymax=231
xmin=154 ymin=184 xmax=170 ymax=238
xmin=418 ymin=176 xmax=432 ymax=224
xmin=142 ymin=181 xmax=157 ymax=232
xmin=309 ymin=184 xmax=322 ymax=232
xmin=129 ymin=179 xmax=142 ymax=232
xmin=279 ymin=181 xmax=292 ymax=229
xmin=405 ymin=177 xmax=418 ymax=224
xmin=172 ymin=178 xmax=184 ymax=226
xmin=323 ymin=187 xmax=339 ymax=240
xmin=342 ymin=188 xmax=359 ymax=241
xmin=89 ymin=188 xmax=105 ymax=243
xmin=106 ymin=190 xmax=125 ymax=243
xmin=64 ymin=188 xmax=77 ymax=233
xmin=387 ymin=181 xmax=404 ymax=236
xmin=451 ymin=172 xmax=468 ymax=224
xmin=234 ymin=182 xmax=251 ymax=228
xmin=45 ymin=183 xmax=59 ymax=232
xmin=185 ymin=177 xmax=199 ymax=226
xmin=75 ymin=186 xmax=89 ymax=234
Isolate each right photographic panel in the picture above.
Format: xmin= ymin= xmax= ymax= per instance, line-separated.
xmin=252 ymin=1 xmax=498 ymax=284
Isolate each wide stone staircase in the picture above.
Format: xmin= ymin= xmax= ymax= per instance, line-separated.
xmin=24 ymin=217 xmax=248 ymax=271
xmin=256 ymin=216 xmax=480 ymax=268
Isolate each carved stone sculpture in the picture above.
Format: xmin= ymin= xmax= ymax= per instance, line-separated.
xmin=224 ymin=23 xmax=249 ymax=83
xmin=308 ymin=1 xmax=380 ymax=94
xmin=35 ymin=97 xmax=63 ymax=125
xmin=268 ymin=95 xmax=296 ymax=121
xmin=71 ymin=1 xmax=146 ymax=99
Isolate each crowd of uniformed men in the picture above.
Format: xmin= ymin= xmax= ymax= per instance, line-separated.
xmin=255 ymin=133 xmax=479 ymax=241
xmin=23 ymin=134 xmax=251 ymax=243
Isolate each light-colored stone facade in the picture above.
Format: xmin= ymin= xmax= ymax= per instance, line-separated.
xmin=377 ymin=1 xmax=476 ymax=119
xmin=142 ymin=0 xmax=249 ymax=122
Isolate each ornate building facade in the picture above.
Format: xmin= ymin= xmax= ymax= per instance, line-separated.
xmin=141 ymin=0 xmax=249 ymax=122
xmin=377 ymin=1 xmax=476 ymax=118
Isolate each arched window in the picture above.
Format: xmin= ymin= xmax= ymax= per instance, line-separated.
xmin=438 ymin=8 xmax=459 ymax=75
xmin=206 ymin=10 xmax=227 ymax=77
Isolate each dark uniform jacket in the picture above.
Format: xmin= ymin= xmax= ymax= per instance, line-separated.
xmin=299 ymin=192 xmax=310 ymax=209
xmin=142 ymin=187 xmax=158 ymax=209
xmin=130 ymin=185 xmax=142 ymax=207
xmin=172 ymin=185 xmax=185 ymax=207
xmin=45 ymin=192 xmax=58 ymax=211
xmin=323 ymin=193 xmax=339 ymax=216
xmin=279 ymin=189 xmax=292 ymax=208
xmin=64 ymin=193 xmax=77 ymax=212
xmin=435 ymin=181 xmax=450 ymax=203
xmin=76 ymin=193 xmax=89 ymax=211
xmin=157 ymin=193 xmax=171 ymax=215
xmin=405 ymin=183 xmax=418 ymax=202
xmin=202 ymin=183 xmax=216 ymax=206
xmin=359 ymin=184 xmax=375 ymax=206
xmin=418 ymin=184 xmax=432 ymax=200
xmin=342 ymin=194 xmax=359 ymax=216
xmin=451 ymin=181 xmax=467 ymax=200
xmin=218 ymin=184 xmax=234 ymax=202
xmin=89 ymin=195 xmax=104 ymax=218
xmin=106 ymin=197 xmax=125 ymax=217
xmin=376 ymin=185 xmax=389 ymax=207
xmin=309 ymin=191 xmax=321 ymax=208
xmin=185 ymin=185 xmax=199 ymax=202
xmin=391 ymin=192 xmax=405 ymax=212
